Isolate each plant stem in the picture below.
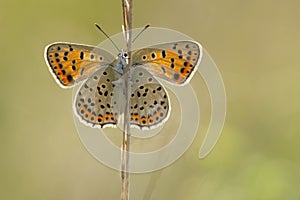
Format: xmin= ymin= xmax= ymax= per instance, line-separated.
xmin=121 ymin=0 xmax=132 ymax=200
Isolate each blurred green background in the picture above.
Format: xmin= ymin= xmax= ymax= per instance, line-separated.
xmin=1 ymin=0 xmax=300 ymax=199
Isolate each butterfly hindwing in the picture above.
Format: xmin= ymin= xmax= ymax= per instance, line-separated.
xmin=74 ymin=66 xmax=121 ymax=128
xmin=45 ymin=43 xmax=115 ymax=87
xmin=132 ymin=41 xmax=202 ymax=85
xmin=130 ymin=67 xmax=170 ymax=129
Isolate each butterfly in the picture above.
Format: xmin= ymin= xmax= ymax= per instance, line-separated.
xmin=44 ymin=41 xmax=202 ymax=130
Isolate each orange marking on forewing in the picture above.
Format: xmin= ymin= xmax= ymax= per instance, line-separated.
xmin=48 ymin=51 xmax=102 ymax=86
xmin=152 ymin=58 xmax=194 ymax=84
xmin=47 ymin=44 xmax=112 ymax=87
xmin=133 ymin=49 xmax=196 ymax=84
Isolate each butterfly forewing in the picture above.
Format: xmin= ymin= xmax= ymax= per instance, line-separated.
xmin=132 ymin=41 xmax=202 ymax=85
xmin=74 ymin=66 xmax=121 ymax=128
xmin=45 ymin=43 xmax=115 ymax=87
xmin=130 ymin=67 xmax=170 ymax=129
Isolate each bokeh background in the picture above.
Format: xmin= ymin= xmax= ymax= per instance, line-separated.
xmin=1 ymin=0 xmax=300 ymax=199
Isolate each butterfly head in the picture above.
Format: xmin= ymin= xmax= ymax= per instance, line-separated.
xmin=113 ymin=49 xmax=128 ymax=74
xmin=118 ymin=49 xmax=128 ymax=59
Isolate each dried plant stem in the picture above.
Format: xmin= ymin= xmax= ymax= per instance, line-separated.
xmin=121 ymin=0 xmax=133 ymax=200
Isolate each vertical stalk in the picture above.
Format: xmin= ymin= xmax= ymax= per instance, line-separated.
xmin=121 ymin=0 xmax=132 ymax=200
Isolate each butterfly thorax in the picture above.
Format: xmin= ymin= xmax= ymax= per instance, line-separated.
xmin=111 ymin=49 xmax=128 ymax=74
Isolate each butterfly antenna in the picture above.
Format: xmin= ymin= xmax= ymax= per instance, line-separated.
xmin=132 ymin=24 xmax=150 ymax=43
xmin=95 ymin=23 xmax=120 ymax=51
